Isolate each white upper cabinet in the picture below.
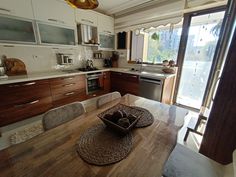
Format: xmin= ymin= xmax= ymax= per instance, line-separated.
xmin=75 ymin=9 xmax=98 ymax=26
xmin=0 ymin=0 xmax=34 ymax=19
xmin=98 ymin=14 xmax=114 ymax=35
xmin=32 ymin=0 xmax=75 ymax=27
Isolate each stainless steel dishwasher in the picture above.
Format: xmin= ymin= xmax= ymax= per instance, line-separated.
xmin=139 ymin=76 xmax=163 ymax=102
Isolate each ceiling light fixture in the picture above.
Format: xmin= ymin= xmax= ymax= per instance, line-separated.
xmin=65 ymin=0 xmax=99 ymax=9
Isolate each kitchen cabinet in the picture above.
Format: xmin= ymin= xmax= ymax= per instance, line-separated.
xmin=0 ymin=80 xmax=53 ymax=127
xmin=37 ymin=22 xmax=76 ymax=45
xmin=98 ymin=14 xmax=114 ymax=34
xmin=32 ymin=0 xmax=75 ymax=27
xmin=0 ymin=15 xmax=36 ymax=44
xmin=75 ymin=9 xmax=98 ymax=26
xmin=111 ymin=72 xmax=139 ymax=96
xmin=103 ymin=71 xmax=111 ymax=93
xmin=0 ymin=0 xmax=34 ymax=19
xmin=98 ymin=14 xmax=115 ymax=50
xmin=50 ymin=75 xmax=87 ymax=108
xmin=99 ymin=34 xmax=115 ymax=50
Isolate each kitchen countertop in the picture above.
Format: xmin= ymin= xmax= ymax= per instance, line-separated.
xmin=0 ymin=68 xmax=175 ymax=85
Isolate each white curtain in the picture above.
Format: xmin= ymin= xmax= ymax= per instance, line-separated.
xmin=114 ymin=0 xmax=185 ymax=33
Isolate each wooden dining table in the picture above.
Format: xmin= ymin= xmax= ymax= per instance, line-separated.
xmin=0 ymin=94 xmax=188 ymax=177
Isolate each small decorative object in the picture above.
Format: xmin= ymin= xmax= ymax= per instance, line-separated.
xmin=117 ymin=118 xmax=130 ymax=128
xmin=162 ymin=68 xmax=175 ymax=74
xmin=3 ymin=56 xmax=27 ymax=76
xmin=151 ymin=32 xmax=159 ymax=41
xmin=65 ymin=0 xmax=99 ymax=9
xmin=98 ymin=104 xmax=143 ymax=134
xmin=162 ymin=59 xmax=176 ymax=74
xmin=162 ymin=60 xmax=169 ymax=67
xmin=169 ymin=60 xmax=176 ymax=67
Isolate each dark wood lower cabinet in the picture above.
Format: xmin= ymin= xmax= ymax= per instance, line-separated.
xmin=0 ymin=72 xmax=110 ymax=127
xmin=50 ymin=75 xmax=87 ymax=108
xmin=0 ymin=80 xmax=53 ymax=127
xmin=111 ymin=71 xmax=139 ymax=95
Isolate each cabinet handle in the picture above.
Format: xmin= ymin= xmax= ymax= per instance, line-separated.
xmin=81 ymin=19 xmax=93 ymax=24
xmin=14 ymin=100 xmax=39 ymax=108
xmin=48 ymin=18 xmax=65 ymax=24
xmin=0 ymin=8 xmax=11 ymax=13
xmin=62 ymin=77 xmax=74 ymax=80
xmin=63 ymin=83 xmax=75 ymax=87
xmin=9 ymin=82 xmax=36 ymax=88
xmin=104 ymin=30 xmax=112 ymax=34
xmin=65 ymin=92 xmax=75 ymax=96
xmin=129 ymin=75 xmax=138 ymax=78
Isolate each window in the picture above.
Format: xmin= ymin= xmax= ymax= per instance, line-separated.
xmin=130 ymin=22 xmax=182 ymax=64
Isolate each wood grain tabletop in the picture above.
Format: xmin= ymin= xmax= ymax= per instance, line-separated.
xmin=0 ymin=94 xmax=188 ymax=177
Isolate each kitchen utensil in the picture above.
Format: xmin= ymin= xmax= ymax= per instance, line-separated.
xmin=4 ymin=58 xmax=27 ymax=76
xmin=0 ymin=67 xmax=5 ymax=76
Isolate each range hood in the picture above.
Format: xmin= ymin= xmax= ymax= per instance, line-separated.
xmin=77 ymin=24 xmax=99 ymax=46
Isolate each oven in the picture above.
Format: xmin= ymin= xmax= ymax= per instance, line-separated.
xmin=86 ymin=72 xmax=103 ymax=94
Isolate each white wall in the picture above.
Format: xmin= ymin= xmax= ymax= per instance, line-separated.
xmin=0 ymin=45 xmax=105 ymax=73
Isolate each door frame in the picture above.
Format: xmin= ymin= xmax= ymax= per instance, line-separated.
xmin=173 ymin=6 xmax=227 ymax=110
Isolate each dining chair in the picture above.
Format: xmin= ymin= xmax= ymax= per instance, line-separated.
xmin=162 ymin=143 xmax=228 ymax=177
xmin=42 ymin=102 xmax=85 ymax=130
xmin=97 ymin=91 xmax=121 ymax=108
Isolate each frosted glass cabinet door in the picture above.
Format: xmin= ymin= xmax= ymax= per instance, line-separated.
xmin=99 ymin=34 xmax=114 ymax=49
xmin=0 ymin=16 xmax=36 ymax=43
xmin=38 ymin=23 xmax=76 ymax=45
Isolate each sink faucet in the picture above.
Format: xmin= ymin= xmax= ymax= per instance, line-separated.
xmin=139 ymin=58 xmax=143 ymax=72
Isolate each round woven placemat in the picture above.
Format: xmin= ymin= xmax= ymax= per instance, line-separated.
xmin=132 ymin=107 xmax=154 ymax=128
xmin=77 ymin=124 xmax=132 ymax=166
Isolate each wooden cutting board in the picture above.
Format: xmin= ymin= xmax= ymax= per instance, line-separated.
xmin=4 ymin=58 xmax=27 ymax=76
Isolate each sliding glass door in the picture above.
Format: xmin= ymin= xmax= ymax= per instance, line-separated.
xmin=176 ymin=10 xmax=225 ymax=109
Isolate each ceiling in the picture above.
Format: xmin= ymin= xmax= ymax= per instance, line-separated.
xmin=95 ymin=0 xmax=165 ymax=16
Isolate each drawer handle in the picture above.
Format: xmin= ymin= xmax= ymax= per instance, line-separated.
xmin=14 ymin=100 xmax=39 ymax=108
xmin=9 ymin=82 xmax=36 ymax=88
xmin=129 ymin=75 xmax=138 ymax=78
xmin=0 ymin=8 xmax=11 ymax=13
xmin=48 ymin=18 xmax=65 ymax=24
xmin=63 ymin=83 xmax=75 ymax=87
xmin=63 ymin=77 xmax=74 ymax=80
xmin=104 ymin=30 xmax=112 ymax=34
xmin=81 ymin=19 xmax=93 ymax=24
xmin=65 ymin=92 xmax=75 ymax=96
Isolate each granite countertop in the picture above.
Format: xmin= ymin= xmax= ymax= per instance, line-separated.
xmin=0 ymin=68 xmax=175 ymax=85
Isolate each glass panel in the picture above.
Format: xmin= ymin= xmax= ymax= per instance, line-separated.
xmin=145 ymin=24 xmax=182 ymax=64
xmin=38 ymin=23 xmax=75 ymax=45
xmin=99 ymin=34 xmax=114 ymax=49
xmin=0 ymin=16 xmax=36 ymax=43
xmin=176 ymin=11 xmax=225 ymax=109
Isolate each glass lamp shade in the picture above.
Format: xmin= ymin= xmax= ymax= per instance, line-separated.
xmin=65 ymin=0 xmax=99 ymax=9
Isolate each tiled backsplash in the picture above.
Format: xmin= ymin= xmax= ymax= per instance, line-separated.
xmin=0 ymin=45 xmax=106 ymax=74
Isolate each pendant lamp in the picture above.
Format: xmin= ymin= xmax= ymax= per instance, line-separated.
xmin=65 ymin=0 xmax=99 ymax=9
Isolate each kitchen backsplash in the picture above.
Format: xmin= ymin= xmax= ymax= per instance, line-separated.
xmin=0 ymin=45 xmax=108 ymax=74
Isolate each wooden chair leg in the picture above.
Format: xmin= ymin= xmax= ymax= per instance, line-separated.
xmin=184 ymin=129 xmax=190 ymax=142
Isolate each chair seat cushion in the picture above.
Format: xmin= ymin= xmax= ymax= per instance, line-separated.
xmin=163 ymin=144 xmax=224 ymax=177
